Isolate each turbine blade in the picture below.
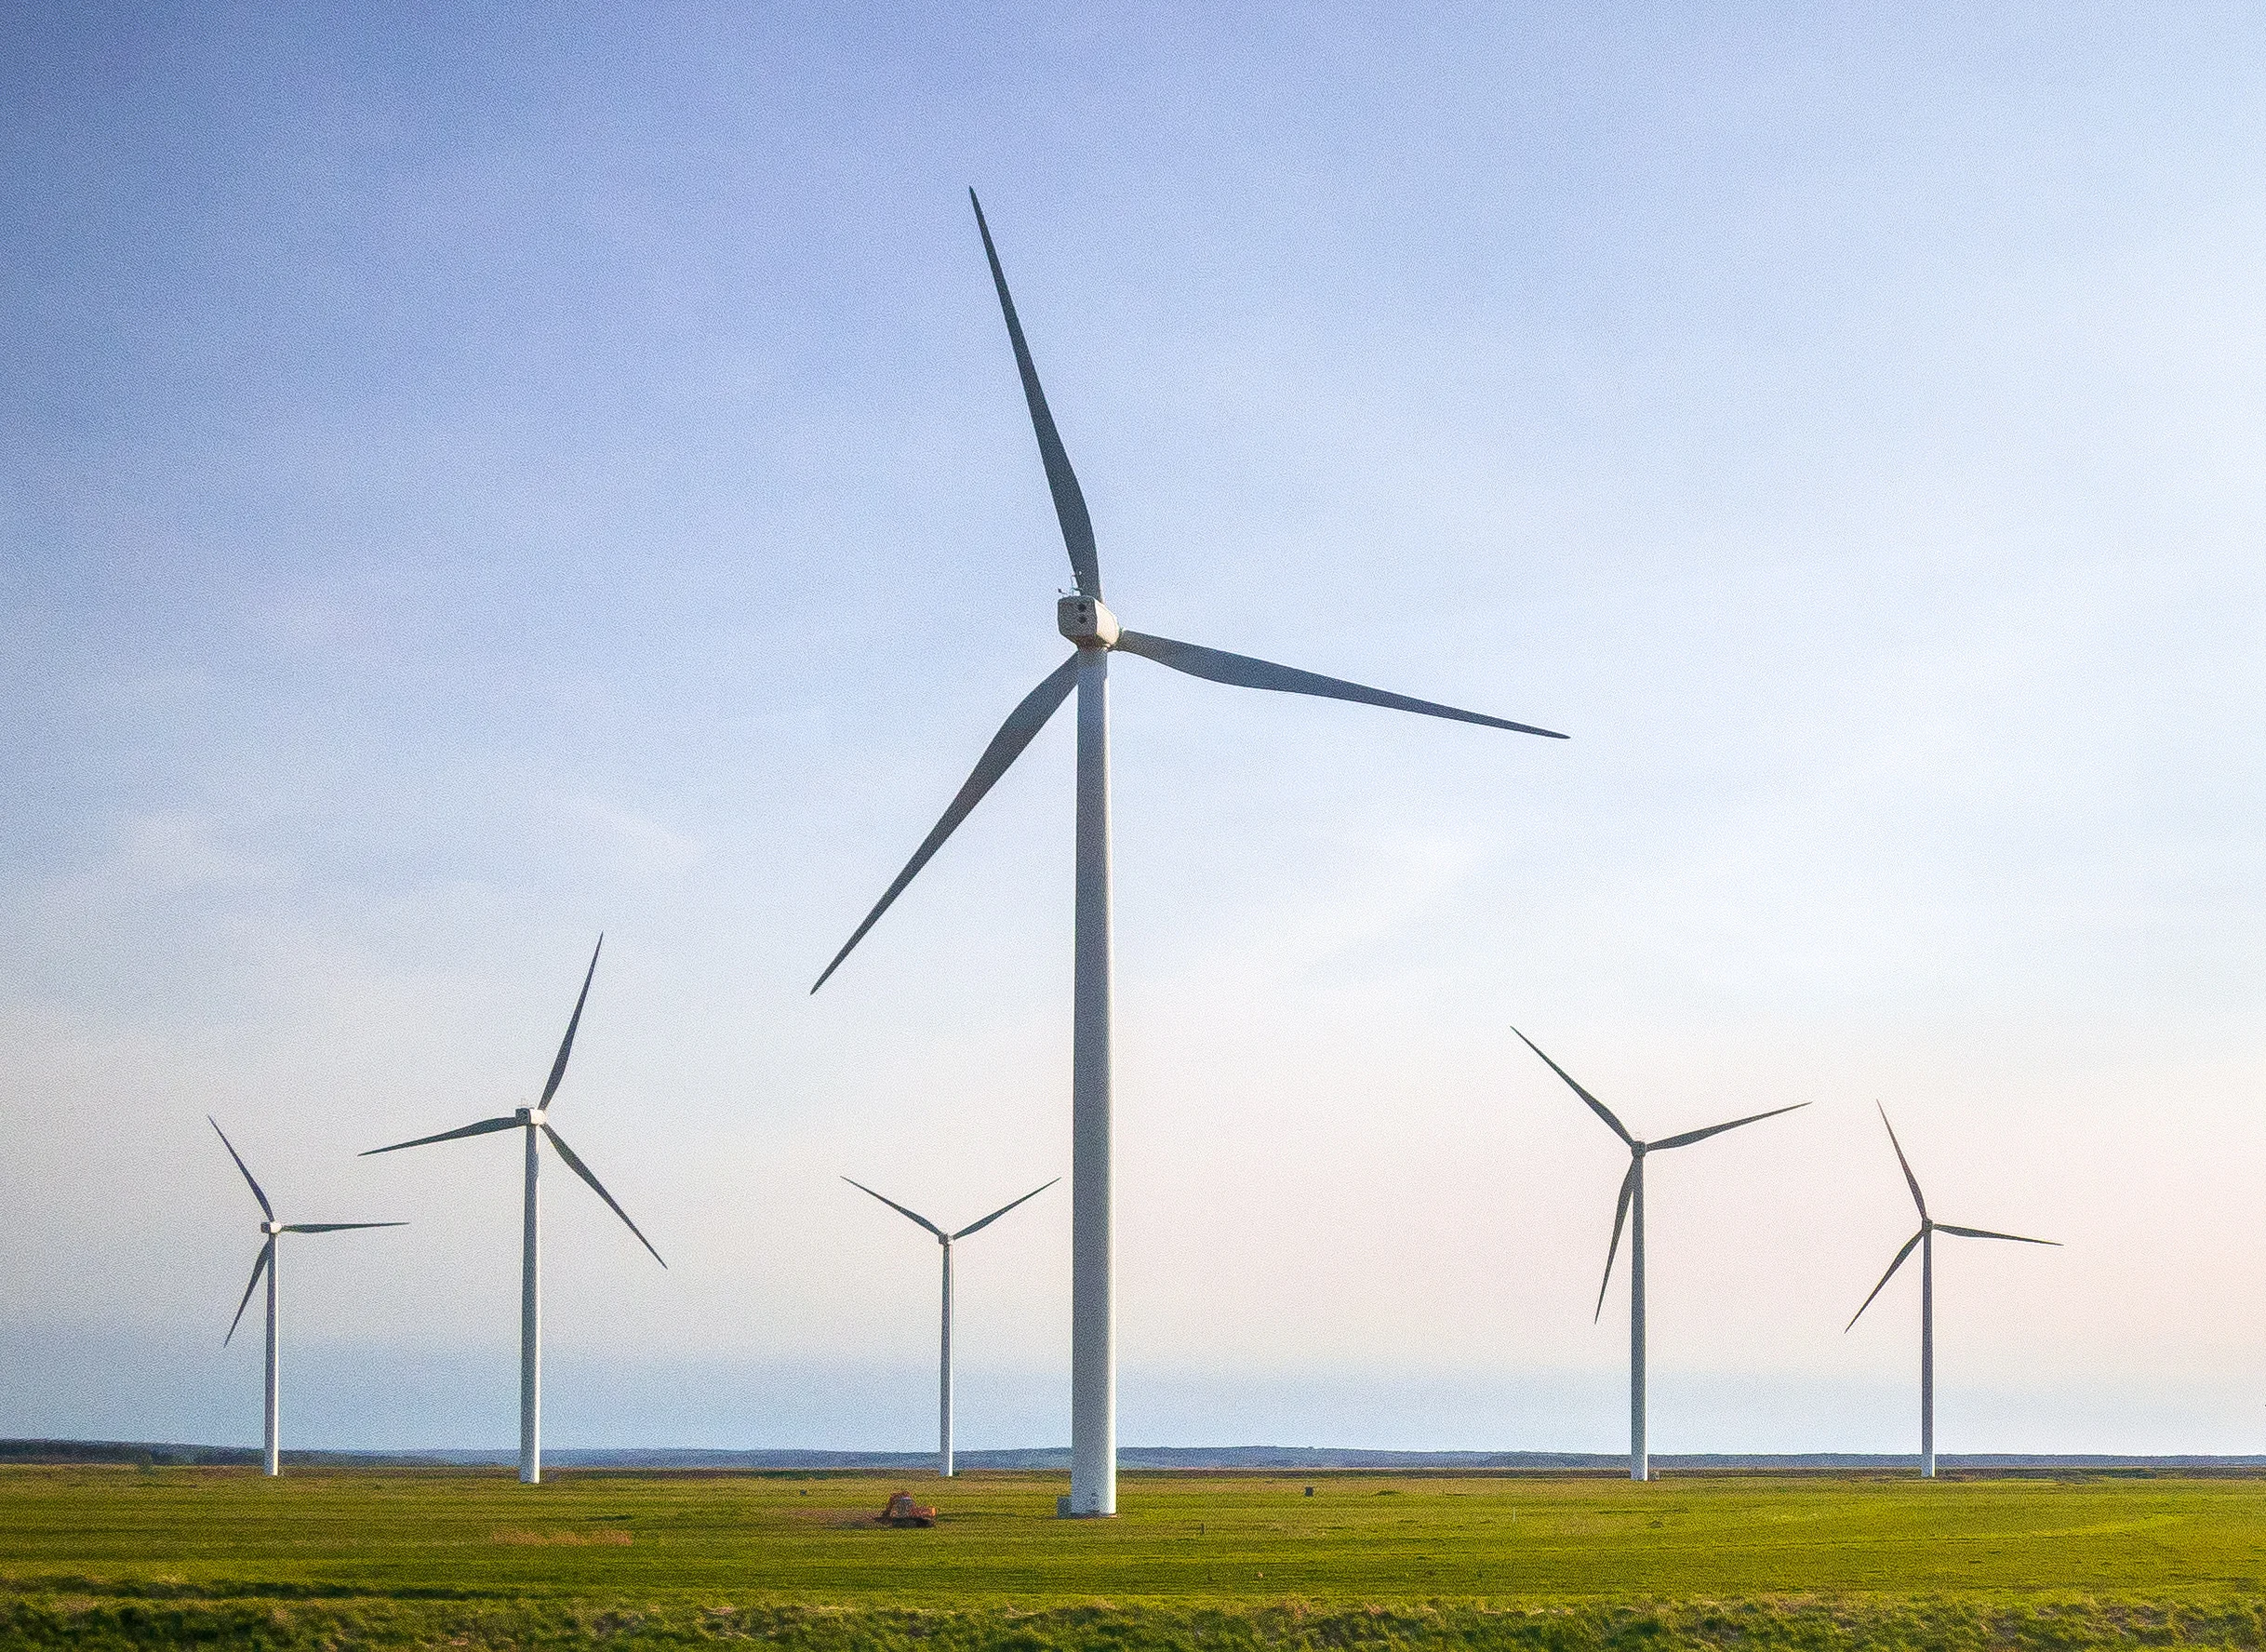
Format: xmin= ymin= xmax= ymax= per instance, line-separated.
xmin=811 ymin=656 xmax=1079 ymax=993
xmin=360 ymin=1116 xmax=521 ymax=1156
xmin=843 ymin=1176 xmax=946 ymax=1239
xmin=970 ymin=189 xmax=1101 ymax=600
xmin=1936 ymin=1223 xmax=2059 ymax=1246
xmin=207 ymin=1117 xmax=273 ymax=1221
xmin=1594 ymin=1160 xmax=1638 ymax=1323
xmin=1845 ymin=1230 xmax=1924 ymax=1331
xmin=225 ymin=1239 xmax=273 ymax=1347
xmin=1115 ymin=631 xmax=1566 ymax=739
xmin=280 ymin=1222 xmax=408 ymax=1233
xmin=541 ymin=1125 xmax=666 ymax=1268
xmin=1878 ymin=1103 xmax=1927 ymax=1219
xmin=952 ymin=1176 xmax=1060 ymax=1240
xmin=538 ymin=936 xmax=603 ymax=1112
xmin=1510 ymin=1028 xmax=1634 ymax=1147
xmin=1651 ymin=1101 xmax=1809 ymax=1152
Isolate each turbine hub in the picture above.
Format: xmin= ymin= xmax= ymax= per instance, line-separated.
xmin=516 ymin=1107 xmax=546 ymax=1126
xmin=1058 ymin=594 xmax=1120 ymax=648
xmin=261 ymin=1221 xmax=282 ymax=1235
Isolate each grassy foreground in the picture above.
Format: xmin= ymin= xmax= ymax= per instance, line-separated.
xmin=4 ymin=1465 xmax=2265 ymax=1646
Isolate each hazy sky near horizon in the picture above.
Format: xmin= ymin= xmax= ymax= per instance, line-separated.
xmin=3 ymin=3 xmax=2262 ymax=1456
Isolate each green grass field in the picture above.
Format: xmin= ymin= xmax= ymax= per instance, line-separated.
xmin=5 ymin=1465 xmax=2265 ymax=1647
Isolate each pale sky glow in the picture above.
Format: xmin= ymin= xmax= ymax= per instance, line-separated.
xmin=2 ymin=4 xmax=2262 ymax=1457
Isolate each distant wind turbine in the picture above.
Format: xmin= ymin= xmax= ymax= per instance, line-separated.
xmin=362 ymin=937 xmax=664 ymax=1485
xmin=1846 ymin=1104 xmax=2058 ymax=1478
xmin=208 ymin=1118 xmax=402 ymax=1476
xmin=811 ymin=190 xmax=1567 ymax=1517
xmin=844 ymin=1175 xmax=1060 ymax=1477
xmin=1513 ymin=1029 xmax=1806 ymax=1482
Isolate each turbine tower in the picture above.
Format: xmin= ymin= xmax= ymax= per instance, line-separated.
xmin=843 ymin=1175 xmax=1059 ymax=1477
xmin=363 ymin=936 xmax=665 ymax=1485
xmin=209 ymin=1118 xmax=402 ymax=1476
xmin=813 ymin=192 xmax=1566 ymax=1516
xmin=1512 ymin=1029 xmax=1805 ymax=1482
xmin=1846 ymin=1104 xmax=2058 ymax=1478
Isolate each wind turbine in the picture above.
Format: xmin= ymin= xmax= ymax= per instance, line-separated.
xmin=208 ymin=1118 xmax=403 ymax=1476
xmin=362 ymin=936 xmax=664 ymax=1485
xmin=812 ymin=191 xmax=1566 ymax=1516
xmin=1846 ymin=1104 xmax=2058 ymax=1478
xmin=843 ymin=1175 xmax=1059 ymax=1477
xmin=1512 ymin=1029 xmax=1805 ymax=1482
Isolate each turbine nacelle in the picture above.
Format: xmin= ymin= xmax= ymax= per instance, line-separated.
xmin=260 ymin=1220 xmax=283 ymax=1235
xmin=1058 ymin=594 xmax=1120 ymax=647
xmin=515 ymin=1107 xmax=547 ymax=1126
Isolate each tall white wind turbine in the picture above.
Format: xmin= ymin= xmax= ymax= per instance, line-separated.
xmin=209 ymin=1118 xmax=403 ymax=1476
xmin=362 ymin=937 xmax=664 ymax=1485
xmin=1846 ymin=1105 xmax=2058 ymax=1478
xmin=813 ymin=192 xmax=1567 ymax=1516
xmin=1512 ymin=1029 xmax=1805 ymax=1482
xmin=843 ymin=1175 xmax=1060 ymax=1477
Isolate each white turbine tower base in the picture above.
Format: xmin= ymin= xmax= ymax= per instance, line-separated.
xmin=1070 ymin=641 xmax=1113 ymax=1511
xmin=209 ymin=1118 xmax=403 ymax=1477
xmin=521 ymin=1116 xmax=541 ymax=1483
xmin=264 ymin=1239 xmax=279 ymax=1478
xmin=1511 ymin=1031 xmax=1806 ymax=1483
xmin=846 ymin=1176 xmax=1058 ymax=1478
xmin=812 ymin=192 xmax=1567 ymax=1517
xmin=940 ymin=1240 xmax=952 ymax=1473
xmin=364 ymin=937 xmax=666 ymax=1487
xmin=1846 ymin=1105 xmax=2058 ymax=1478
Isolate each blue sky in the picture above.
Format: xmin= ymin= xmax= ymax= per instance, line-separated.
xmin=2 ymin=3 xmax=2262 ymax=1455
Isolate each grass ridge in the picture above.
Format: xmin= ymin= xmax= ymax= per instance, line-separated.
xmin=6 ymin=1593 xmax=2266 ymax=1650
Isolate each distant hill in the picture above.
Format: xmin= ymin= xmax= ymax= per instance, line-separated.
xmin=8 ymin=1439 xmax=2265 ymax=1472
xmin=0 ymin=1439 xmax=444 ymax=1468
